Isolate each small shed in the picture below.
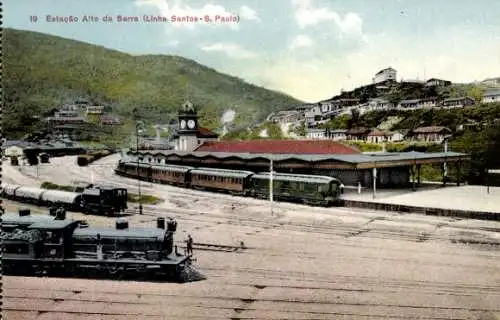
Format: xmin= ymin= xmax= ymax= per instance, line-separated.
xmin=5 ymin=145 xmax=24 ymax=157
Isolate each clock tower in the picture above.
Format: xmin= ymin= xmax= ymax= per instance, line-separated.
xmin=175 ymin=100 xmax=200 ymax=151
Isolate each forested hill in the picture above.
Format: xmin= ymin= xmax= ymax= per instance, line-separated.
xmin=4 ymin=28 xmax=302 ymax=138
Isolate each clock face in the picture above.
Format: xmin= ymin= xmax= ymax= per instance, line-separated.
xmin=187 ymin=119 xmax=196 ymax=129
xmin=180 ymin=120 xmax=186 ymax=129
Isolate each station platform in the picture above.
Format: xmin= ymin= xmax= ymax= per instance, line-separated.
xmin=341 ymin=184 xmax=500 ymax=221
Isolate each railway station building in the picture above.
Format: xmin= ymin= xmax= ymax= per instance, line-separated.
xmin=127 ymin=101 xmax=470 ymax=191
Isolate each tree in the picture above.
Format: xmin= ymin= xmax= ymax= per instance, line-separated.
xmin=450 ymin=123 xmax=500 ymax=184
xmin=326 ymin=114 xmax=350 ymax=129
xmin=348 ymin=109 xmax=360 ymax=129
xmin=468 ymin=86 xmax=485 ymax=104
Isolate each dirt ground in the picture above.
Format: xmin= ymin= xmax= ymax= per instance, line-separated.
xmin=2 ymin=155 xmax=500 ymax=320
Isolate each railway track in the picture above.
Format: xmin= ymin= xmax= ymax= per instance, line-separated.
xmin=3 ymin=278 xmax=500 ymax=320
xmin=128 ymin=207 xmax=500 ymax=249
xmin=4 ymin=155 xmax=500 ymax=320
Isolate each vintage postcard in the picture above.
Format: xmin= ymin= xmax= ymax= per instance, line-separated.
xmin=1 ymin=0 xmax=500 ymax=319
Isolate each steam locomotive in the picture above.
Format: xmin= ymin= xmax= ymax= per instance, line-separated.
xmin=1 ymin=208 xmax=197 ymax=282
xmin=1 ymin=183 xmax=128 ymax=216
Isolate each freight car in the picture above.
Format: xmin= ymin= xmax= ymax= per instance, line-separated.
xmin=115 ymin=161 xmax=343 ymax=206
xmin=1 ymin=208 xmax=196 ymax=282
xmin=1 ymin=183 xmax=128 ymax=216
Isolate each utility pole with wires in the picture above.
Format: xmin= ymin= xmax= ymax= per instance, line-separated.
xmin=269 ymin=159 xmax=274 ymax=216
xmin=135 ymin=120 xmax=144 ymax=215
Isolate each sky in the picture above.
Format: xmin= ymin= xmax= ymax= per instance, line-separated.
xmin=5 ymin=0 xmax=500 ymax=102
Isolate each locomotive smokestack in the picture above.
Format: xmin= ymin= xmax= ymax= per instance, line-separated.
xmin=157 ymin=217 xmax=165 ymax=229
xmin=18 ymin=208 xmax=30 ymax=216
xmin=167 ymin=218 xmax=177 ymax=232
xmin=49 ymin=207 xmax=57 ymax=216
xmin=116 ymin=218 xmax=129 ymax=230
xmin=55 ymin=208 xmax=66 ymax=220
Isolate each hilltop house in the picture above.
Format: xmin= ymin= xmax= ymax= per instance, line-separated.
xmin=54 ymin=109 xmax=79 ymax=118
xmin=409 ymin=126 xmax=452 ymax=143
xmin=481 ymin=77 xmax=500 ymax=86
xmin=319 ymin=98 xmax=360 ymax=114
xmin=442 ymin=97 xmax=475 ymax=108
xmin=86 ymin=105 xmax=104 ymax=115
xmin=346 ymin=127 xmax=371 ymax=141
xmin=425 ymin=78 xmax=452 ymax=87
xmin=397 ymin=99 xmax=420 ymax=109
xmin=390 ymin=131 xmax=405 ymax=142
xmin=417 ymin=97 xmax=439 ymax=108
xmin=366 ymin=129 xmax=392 ymax=143
xmin=482 ymin=89 xmax=500 ymax=104
xmin=367 ymin=98 xmax=393 ymax=111
xmin=305 ymin=106 xmax=322 ymax=125
xmin=45 ymin=115 xmax=87 ymax=125
xmin=306 ymin=128 xmax=326 ymax=139
xmin=326 ymin=129 xmax=347 ymax=141
xmin=295 ymin=104 xmax=316 ymax=114
xmin=270 ymin=110 xmax=302 ymax=124
xmin=372 ymin=67 xmax=397 ymax=84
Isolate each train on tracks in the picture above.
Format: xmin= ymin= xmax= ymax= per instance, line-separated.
xmin=115 ymin=160 xmax=344 ymax=206
xmin=1 ymin=183 xmax=128 ymax=216
xmin=1 ymin=208 xmax=198 ymax=282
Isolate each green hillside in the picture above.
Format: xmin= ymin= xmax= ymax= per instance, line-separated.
xmin=222 ymin=122 xmax=285 ymax=140
xmin=4 ymin=28 xmax=302 ymax=138
xmin=331 ymin=81 xmax=489 ymax=106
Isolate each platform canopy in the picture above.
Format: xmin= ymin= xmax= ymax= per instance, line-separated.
xmin=129 ymin=150 xmax=469 ymax=170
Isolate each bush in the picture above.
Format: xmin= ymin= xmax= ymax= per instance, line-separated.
xmin=77 ymin=155 xmax=90 ymax=166
xmin=127 ymin=193 xmax=162 ymax=204
xmin=344 ymin=141 xmax=382 ymax=152
xmin=40 ymin=181 xmax=83 ymax=192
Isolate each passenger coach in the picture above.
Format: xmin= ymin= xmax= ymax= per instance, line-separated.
xmin=189 ymin=168 xmax=254 ymax=195
xmin=249 ymin=172 xmax=343 ymax=206
xmin=114 ymin=160 xmax=345 ymax=207
xmin=151 ymin=164 xmax=193 ymax=187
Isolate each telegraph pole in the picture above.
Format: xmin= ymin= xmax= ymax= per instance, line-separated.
xmin=443 ymin=137 xmax=448 ymax=179
xmin=269 ymin=159 xmax=274 ymax=215
xmin=136 ymin=121 xmax=143 ymax=215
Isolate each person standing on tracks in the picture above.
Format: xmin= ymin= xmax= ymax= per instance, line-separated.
xmin=186 ymin=234 xmax=193 ymax=256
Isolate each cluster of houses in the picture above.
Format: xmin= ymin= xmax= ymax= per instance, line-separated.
xmin=44 ymin=101 xmax=122 ymax=140
xmin=305 ymin=126 xmax=453 ymax=144
xmin=45 ymin=102 xmax=121 ymax=127
xmin=267 ymin=67 xmax=500 ymax=139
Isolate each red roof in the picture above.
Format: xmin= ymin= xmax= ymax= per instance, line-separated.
xmin=196 ymin=139 xmax=360 ymax=154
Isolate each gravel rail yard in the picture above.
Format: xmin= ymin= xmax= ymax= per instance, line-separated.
xmin=3 ymin=154 xmax=500 ymax=320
